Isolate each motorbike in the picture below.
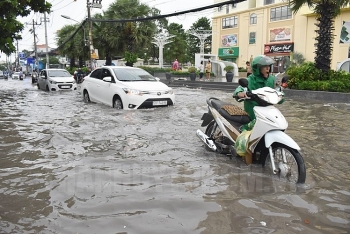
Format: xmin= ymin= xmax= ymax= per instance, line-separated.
xmin=196 ymin=78 xmax=306 ymax=184
xmin=32 ymin=73 xmax=38 ymax=83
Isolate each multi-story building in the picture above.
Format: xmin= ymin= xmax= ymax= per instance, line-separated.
xmin=212 ymin=0 xmax=350 ymax=72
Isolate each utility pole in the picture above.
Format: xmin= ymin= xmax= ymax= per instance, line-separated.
xmin=33 ymin=19 xmax=39 ymax=71
xmin=87 ymin=0 xmax=94 ymax=70
xmin=16 ymin=40 xmax=19 ymax=70
xmin=27 ymin=20 xmax=40 ymax=71
xmin=152 ymin=32 xmax=175 ymax=69
xmin=86 ymin=0 xmax=102 ymax=70
xmin=42 ymin=10 xmax=50 ymax=69
xmin=188 ymin=30 xmax=212 ymax=54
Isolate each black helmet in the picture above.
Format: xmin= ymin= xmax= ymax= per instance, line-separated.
xmin=251 ymin=55 xmax=275 ymax=76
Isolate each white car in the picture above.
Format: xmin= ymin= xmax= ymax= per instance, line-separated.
xmin=81 ymin=66 xmax=175 ymax=110
xmin=12 ymin=72 xmax=23 ymax=80
xmin=37 ymin=69 xmax=77 ymax=91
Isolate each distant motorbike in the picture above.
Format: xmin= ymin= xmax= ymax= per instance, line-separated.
xmin=196 ymin=78 xmax=306 ymax=184
xmin=32 ymin=73 xmax=38 ymax=83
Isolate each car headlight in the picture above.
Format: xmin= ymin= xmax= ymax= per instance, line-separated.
xmin=123 ymin=88 xmax=142 ymax=95
xmin=73 ymin=80 xmax=76 ymax=84
xmin=49 ymin=80 xmax=57 ymax=84
xmin=165 ymin=89 xmax=174 ymax=95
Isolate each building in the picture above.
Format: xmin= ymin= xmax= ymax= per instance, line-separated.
xmin=212 ymin=0 xmax=350 ymax=72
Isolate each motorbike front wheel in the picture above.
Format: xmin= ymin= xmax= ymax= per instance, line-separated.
xmin=262 ymin=143 xmax=306 ymax=184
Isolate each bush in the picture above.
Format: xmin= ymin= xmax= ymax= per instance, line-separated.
xmin=286 ymin=62 xmax=350 ymax=92
xmin=188 ymin=66 xmax=197 ymax=73
xmin=238 ymin=67 xmax=247 ymax=72
xmin=224 ymin=65 xmax=234 ymax=72
xmin=138 ymin=66 xmax=172 ymax=75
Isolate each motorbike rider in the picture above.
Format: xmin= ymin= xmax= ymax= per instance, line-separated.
xmin=233 ymin=55 xmax=284 ymax=131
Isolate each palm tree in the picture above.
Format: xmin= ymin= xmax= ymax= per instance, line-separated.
xmin=287 ymin=0 xmax=349 ymax=72
xmin=100 ymin=0 xmax=161 ymax=66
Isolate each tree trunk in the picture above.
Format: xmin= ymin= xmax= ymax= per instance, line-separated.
xmin=314 ymin=2 xmax=336 ymax=73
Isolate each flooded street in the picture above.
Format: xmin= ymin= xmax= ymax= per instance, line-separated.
xmin=0 ymin=77 xmax=349 ymax=234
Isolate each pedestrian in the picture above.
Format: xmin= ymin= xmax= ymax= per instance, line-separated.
xmin=172 ymin=59 xmax=179 ymax=71
xmin=198 ymin=61 xmax=204 ymax=81
xmin=205 ymin=59 xmax=211 ymax=81
xmin=246 ymin=61 xmax=252 ymax=77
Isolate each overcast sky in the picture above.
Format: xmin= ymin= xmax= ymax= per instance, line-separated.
xmin=18 ymin=0 xmax=215 ymax=52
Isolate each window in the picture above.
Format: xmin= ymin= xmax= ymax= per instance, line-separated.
xmin=232 ymin=3 xmax=237 ymax=8
xmin=264 ymin=0 xmax=275 ymax=5
xmin=218 ymin=6 xmax=223 ymax=12
xmin=249 ymin=32 xmax=256 ymax=44
xmin=226 ymin=5 xmax=229 ymax=14
xmin=222 ymin=16 xmax=238 ymax=29
xmin=90 ymin=69 xmax=102 ymax=79
xmin=270 ymin=5 xmax=292 ymax=21
xmin=250 ymin=13 xmax=257 ymax=24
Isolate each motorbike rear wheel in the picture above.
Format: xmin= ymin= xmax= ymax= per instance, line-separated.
xmin=205 ymin=121 xmax=232 ymax=154
xmin=263 ymin=143 xmax=306 ymax=184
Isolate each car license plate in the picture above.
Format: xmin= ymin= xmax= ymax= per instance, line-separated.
xmin=153 ymin=100 xmax=167 ymax=106
xmin=61 ymin=86 xmax=70 ymax=89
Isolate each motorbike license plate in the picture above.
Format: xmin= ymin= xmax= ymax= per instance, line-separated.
xmin=61 ymin=86 xmax=70 ymax=89
xmin=153 ymin=100 xmax=167 ymax=106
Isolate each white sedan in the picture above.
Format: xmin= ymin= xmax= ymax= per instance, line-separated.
xmin=37 ymin=69 xmax=77 ymax=91
xmin=81 ymin=66 xmax=175 ymax=110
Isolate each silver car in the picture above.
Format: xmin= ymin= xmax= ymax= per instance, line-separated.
xmin=37 ymin=69 xmax=77 ymax=91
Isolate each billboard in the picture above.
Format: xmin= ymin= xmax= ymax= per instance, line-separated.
xmin=269 ymin=27 xmax=292 ymax=42
xmin=221 ymin=34 xmax=238 ymax=47
xmin=340 ymin=21 xmax=350 ymax=44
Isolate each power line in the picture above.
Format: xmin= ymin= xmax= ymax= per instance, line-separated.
xmin=57 ymin=0 xmax=245 ymax=50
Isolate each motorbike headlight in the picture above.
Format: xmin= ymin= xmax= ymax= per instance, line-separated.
xmin=123 ymin=88 xmax=142 ymax=95
xmin=49 ymin=80 xmax=57 ymax=84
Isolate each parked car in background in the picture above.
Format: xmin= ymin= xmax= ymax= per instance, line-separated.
xmin=81 ymin=66 xmax=175 ymax=110
xmin=12 ymin=72 xmax=23 ymax=80
xmin=37 ymin=69 xmax=77 ymax=91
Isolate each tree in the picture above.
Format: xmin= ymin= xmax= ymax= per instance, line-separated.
xmin=99 ymin=0 xmax=161 ymax=66
xmin=288 ymin=0 xmax=349 ymax=72
xmin=187 ymin=17 xmax=212 ymax=60
xmin=165 ymin=23 xmax=188 ymax=64
xmin=0 ymin=0 xmax=51 ymax=55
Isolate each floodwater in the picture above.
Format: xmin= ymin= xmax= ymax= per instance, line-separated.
xmin=0 ymin=77 xmax=349 ymax=234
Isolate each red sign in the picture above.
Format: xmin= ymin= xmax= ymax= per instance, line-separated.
xmin=264 ymin=43 xmax=294 ymax=54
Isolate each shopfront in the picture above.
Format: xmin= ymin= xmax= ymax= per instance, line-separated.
xmin=218 ymin=47 xmax=240 ymax=62
xmin=264 ymin=42 xmax=294 ymax=73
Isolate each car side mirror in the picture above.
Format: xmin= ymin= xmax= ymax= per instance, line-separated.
xmin=103 ymin=76 xmax=112 ymax=82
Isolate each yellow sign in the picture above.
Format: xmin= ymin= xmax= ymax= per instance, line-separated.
xmin=90 ymin=49 xmax=99 ymax=59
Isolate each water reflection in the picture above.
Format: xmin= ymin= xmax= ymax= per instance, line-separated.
xmin=0 ymin=78 xmax=349 ymax=233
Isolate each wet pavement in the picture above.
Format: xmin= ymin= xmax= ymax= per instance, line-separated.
xmin=0 ymin=77 xmax=349 ymax=234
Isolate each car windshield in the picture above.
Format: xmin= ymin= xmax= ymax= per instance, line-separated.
xmin=14 ymin=72 xmax=20 ymax=75
xmin=112 ymin=68 xmax=156 ymax=81
xmin=48 ymin=70 xmax=71 ymax=77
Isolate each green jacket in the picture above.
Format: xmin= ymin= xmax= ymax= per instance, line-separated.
xmin=233 ymin=74 xmax=276 ymax=120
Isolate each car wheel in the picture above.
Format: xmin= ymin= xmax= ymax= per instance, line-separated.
xmin=113 ymin=96 xmax=123 ymax=109
xmin=46 ymin=85 xmax=50 ymax=92
xmin=83 ymin=90 xmax=90 ymax=103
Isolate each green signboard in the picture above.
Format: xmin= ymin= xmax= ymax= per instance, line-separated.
xmin=218 ymin=47 xmax=239 ymax=58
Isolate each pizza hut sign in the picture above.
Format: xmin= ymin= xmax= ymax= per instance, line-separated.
xmin=264 ymin=43 xmax=294 ymax=54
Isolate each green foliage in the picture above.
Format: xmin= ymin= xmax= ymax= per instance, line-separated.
xmin=238 ymin=67 xmax=247 ymax=72
xmin=124 ymin=51 xmax=138 ymax=66
xmin=188 ymin=66 xmax=197 ymax=73
xmin=224 ymin=65 xmax=234 ymax=72
xmin=0 ymin=0 xmax=51 ymax=55
xmin=138 ymin=66 xmax=172 ymax=74
xmin=286 ymin=62 xmax=350 ymax=92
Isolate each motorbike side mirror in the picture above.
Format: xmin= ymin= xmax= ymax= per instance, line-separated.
xmin=238 ymin=78 xmax=248 ymax=87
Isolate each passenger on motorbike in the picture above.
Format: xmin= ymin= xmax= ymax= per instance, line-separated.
xmin=233 ymin=55 xmax=284 ymax=131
